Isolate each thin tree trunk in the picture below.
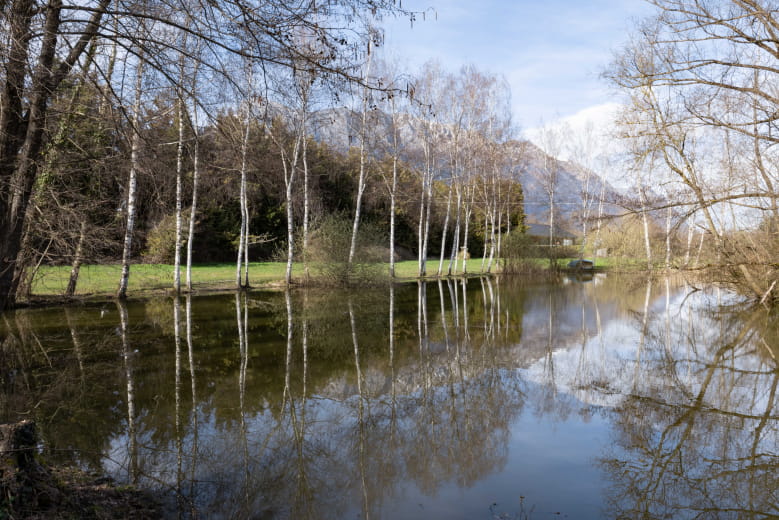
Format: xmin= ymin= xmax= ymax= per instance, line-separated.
xmin=417 ymin=168 xmax=427 ymax=276
xmin=117 ymin=57 xmax=144 ymax=299
xmin=282 ymin=130 xmax=301 ymax=286
xmin=683 ymin=221 xmax=694 ymax=268
xmin=243 ymin=193 xmax=249 ymax=286
xmin=174 ymin=84 xmax=184 ymax=293
xmin=549 ymin=191 xmax=555 ymax=269
xmin=462 ymin=188 xmax=474 ymax=274
xmin=389 ymin=153 xmax=398 ymax=278
xmin=348 ymin=38 xmax=373 ymax=268
xmin=448 ymin=186 xmax=462 ymax=275
xmin=665 ymin=205 xmax=672 ymax=270
xmin=236 ymin=116 xmax=249 ymax=289
xmin=421 ymin=166 xmax=433 ymax=277
xmin=640 ymin=188 xmax=652 ymax=270
xmin=480 ymin=211 xmax=489 ymax=272
xmin=593 ymin=184 xmax=605 ymax=264
xmin=65 ymin=219 xmax=86 ymax=297
xmin=302 ymin=134 xmax=310 ymax=280
xmin=438 ymin=184 xmax=452 ymax=276
xmin=284 ymin=158 xmax=296 ymax=284
xmin=487 ymin=205 xmax=499 ymax=273
xmin=694 ymin=231 xmax=705 ymax=268
xmin=186 ymin=105 xmax=200 ymax=292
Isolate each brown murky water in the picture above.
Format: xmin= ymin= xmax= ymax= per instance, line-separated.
xmin=1 ymin=274 xmax=777 ymax=519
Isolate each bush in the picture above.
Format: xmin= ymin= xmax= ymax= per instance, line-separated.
xmin=306 ymin=214 xmax=388 ymax=285
xmin=501 ymin=231 xmax=537 ymax=274
xmin=143 ymin=213 xmax=189 ymax=264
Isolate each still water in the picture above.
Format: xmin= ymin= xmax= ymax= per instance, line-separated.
xmin=1 ymin=274 xmax=778 ymax=519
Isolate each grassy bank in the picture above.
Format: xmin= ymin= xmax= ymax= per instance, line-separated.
xmin=29 ymin=260 xmax=469 ymax=298
xmin=28 ymin=256 xmax=633 ymax=300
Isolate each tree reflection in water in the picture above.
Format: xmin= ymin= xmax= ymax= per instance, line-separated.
xmin=0 ymin=275 xmax=777 ymax=518
xmin=599 ymin=285 xmax=779 ymax=519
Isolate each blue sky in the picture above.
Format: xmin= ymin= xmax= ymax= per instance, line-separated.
xmin=381 ymin=0 xmax=654 ymax=129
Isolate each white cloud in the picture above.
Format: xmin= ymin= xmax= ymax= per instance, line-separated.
xmin=523 ymin=102 xmax=634 ymax=191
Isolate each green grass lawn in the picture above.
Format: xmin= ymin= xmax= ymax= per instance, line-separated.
xmin=29 ymin=258 xmax=498 ymax=298
xmin=29 ymin=256 xmax=634 ymax=299
xmin=31 ymin=262 xmax=292 ymax=297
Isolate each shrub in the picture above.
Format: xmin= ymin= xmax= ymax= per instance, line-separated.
xmin=143 ymin=213 xmax=189 ymax=264
xmin=306 ymin=214 xmax=388 ymax=285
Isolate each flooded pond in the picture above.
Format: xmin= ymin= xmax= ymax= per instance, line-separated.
xmin=1 ymin=274 xmax=778 ymax=519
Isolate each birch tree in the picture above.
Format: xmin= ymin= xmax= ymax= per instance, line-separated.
xmin=375 ymin=60 xmax=408 ymax=278
xmin=348 ymin=31 xmax=376 ymax=270
xmin=185 ymin=63 xmax=202 ymax=292
xmin=117 ymin=55 xmax=145 ymax=299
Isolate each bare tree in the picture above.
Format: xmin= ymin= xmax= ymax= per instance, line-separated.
xmin=607 ymin=0 xmax=779 ymax=298
xmin=535 ymin=124 xmax=563 ymax=268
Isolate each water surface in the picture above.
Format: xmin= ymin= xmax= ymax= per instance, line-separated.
xmin=1 ymin=274 xmax=777 ymax=519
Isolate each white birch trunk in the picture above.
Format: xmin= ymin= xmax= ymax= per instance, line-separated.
xmin=186 ymin=106 xmax=200 ymax=292
xmin=593 ymin=184 xmax=605 ymax=264
xmin=280 ymin=131 xmax=301 ymax=286
xmin=117 ymin=57 xmax=144 ymax=299
xmin=640 ymin=188 xmax=652 ymax=270
xmin=284 ymin=161 xmax=296 ymax=284
xmin=437 ymin=183 xmax=452 ymax=276
xmin=694 ymin=231 xmax=705 ymax=268
xmin=448 ymin=186 xmax=461 ymax=275
xmin=684 ymin=221 xmax=694 ymax=268
xmin=302 ymin=132 xmax=310 ymax=280
xmin=462 ymin=188 xmax=474 ymax=274
xmin=348 ymin=38 xmax=373 ymax=268
xmin=389 ymin=153 xmax=398 ymax=278
xmin=236 ymin=115 xmax=250 ymax=289
xmin=417 ymin=166 xmax=427 ymax=276
xmin=549 ymin=192 xmax=555 ymax=268
xmin=388 ymin=95 xmax=400 ymax=279
xmin=480 ymin=211 xmax=489 ymax=272
xmin=665 ymin=205 xmax=672 ymax=270
xmin=487 ymin=206 xmax=499 ymax=273
xmin=174 ymin=90 xmax=184 ymax=293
